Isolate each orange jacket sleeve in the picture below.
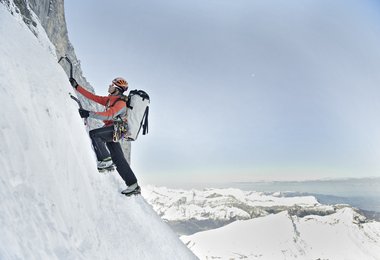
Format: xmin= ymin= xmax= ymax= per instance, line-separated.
xmin=89 ymin=100 xmax=127 ymax=121
xmin=76 ymin=85 xmax=108 ymax=106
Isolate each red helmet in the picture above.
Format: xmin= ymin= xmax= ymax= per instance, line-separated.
xmin=112 ymin=77 xmax=128 ymax=92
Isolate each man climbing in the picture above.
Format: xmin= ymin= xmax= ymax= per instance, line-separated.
xmin=69 ymin=76 xmax=140 ymax=196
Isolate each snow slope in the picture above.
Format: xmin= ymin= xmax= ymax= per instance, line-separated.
xmin=0 ymin=5 xmax=196 ymax=260
xmin=181 ymin=208 xmax=380 ymax=260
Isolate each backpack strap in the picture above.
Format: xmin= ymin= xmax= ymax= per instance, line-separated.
xmin=142 ymin=106 xmax=149 ymax=135
xmin=112 ymin=95 xmax=128 ymax=107
xmin=109 ymin=95 xmax=128 ymax=123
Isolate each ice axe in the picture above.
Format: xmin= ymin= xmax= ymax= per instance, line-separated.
xmin=58 ymin=56 xmax=77 ymax=104
xmin=69 ymin=92 xmax=83 ymax=109
xmin=58 ymin=56 xmax=87 ymax=126
xmin=58 ymin=56 xmax=73 ymax=78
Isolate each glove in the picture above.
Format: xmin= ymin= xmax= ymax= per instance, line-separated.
xmin=78 ymin=108 xmax=90 ymax=118
xmin=69 ymin=77 xmax=78 ymax=89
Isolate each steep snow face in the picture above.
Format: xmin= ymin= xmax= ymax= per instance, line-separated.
xmin=181 ymin=208 xmax=380 ymax=260
xmin=0 ymin=5 xmax=196 ymax=260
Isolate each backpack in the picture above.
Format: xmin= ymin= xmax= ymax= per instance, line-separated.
xmin=113 ymin=90 xmax=150 ymax=142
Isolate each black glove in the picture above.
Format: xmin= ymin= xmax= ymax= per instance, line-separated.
xmin=69 ymin=77 xmax=78 ymax=89
xmin=78 ymin=108 xmax=90 ymax=118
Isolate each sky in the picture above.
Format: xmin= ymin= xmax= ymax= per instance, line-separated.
xmin=64 ymin=0 xmax=380 ymax=186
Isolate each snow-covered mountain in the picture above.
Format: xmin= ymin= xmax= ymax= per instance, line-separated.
xmin=0 ymin=3 xmax=196 ymax=260
xmin=144 ymin=186 xmax=336 ymax=234
xmin=182 ymin=208 xmax=380 ymax=260
xmin=143 ymin=186 xmax=380 ymax=259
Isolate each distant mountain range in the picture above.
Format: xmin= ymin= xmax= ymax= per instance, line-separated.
xmin=143 ymin=186 xmax=380 ymax=259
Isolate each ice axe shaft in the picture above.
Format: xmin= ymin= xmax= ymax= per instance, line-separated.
xmin=58 ymin=56 xmax=73 ymax=78
xmin=69 ymin=92 xmax=88 ymax=126
xmin=69 ymin=92 xmax=83 ymax=109
xmin=59 ymin=56 xmax=87 ymax=126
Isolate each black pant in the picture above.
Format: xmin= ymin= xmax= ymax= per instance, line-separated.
xmin=89 ymin=126 xmax=137 ymax=186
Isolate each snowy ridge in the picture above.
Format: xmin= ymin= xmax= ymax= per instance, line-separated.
xmin=144 ymin=186 xmax=380 ymax=259
xmin=181 ymin=208 xmax=380 ymax=260
xmin=1 ymin=0 xmax=56 ymax=56
xmin=0 ymin=5 xmax=196 ymax=260
xmin=143 ymin=186 xmax=332 ymax=222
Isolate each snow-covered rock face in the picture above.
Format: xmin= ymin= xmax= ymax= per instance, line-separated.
xmin=1 ymin=0 xmax=132 ymax=160
xmin=1 ymin=0 xmax=90 ymax=89
xmin=0 ymin=4 xmax=196 ymax=260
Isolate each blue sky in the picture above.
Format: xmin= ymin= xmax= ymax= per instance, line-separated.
xmin=65 ymin=0 xmax=380 ymax=185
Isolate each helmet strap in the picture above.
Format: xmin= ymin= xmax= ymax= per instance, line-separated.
xmin=115 ymin=86 xmax=124 ymax=93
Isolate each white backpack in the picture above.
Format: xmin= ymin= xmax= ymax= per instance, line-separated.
xmin=125 ymin=90 xmax=150 ymax=141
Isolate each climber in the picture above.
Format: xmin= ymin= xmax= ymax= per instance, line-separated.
xmin=69 ymin=77 xmax=140 ymax=196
